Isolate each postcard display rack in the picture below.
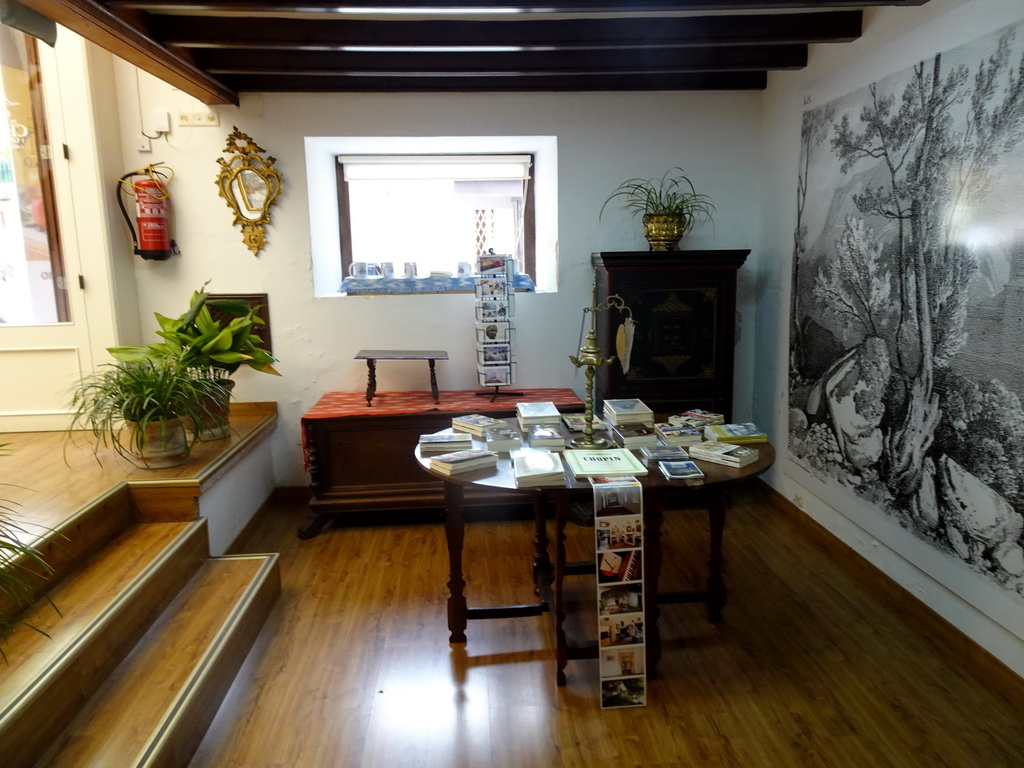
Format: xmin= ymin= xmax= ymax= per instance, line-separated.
xmin=594 ymin=477 xmax=647 ymax=708
xmin=474 ymin=254 xmax=518 ymax=393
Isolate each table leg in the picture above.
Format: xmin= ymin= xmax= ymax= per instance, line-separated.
xmin=445 ymin=480 xmax=468 ymax=643
xmin=297 ymin=511 xmax=331 ymax=540
xmin=644 ymin=487 xmax=665 ymax=673
xmin=707 ymin=489 xmax=728 ymax=623
xmin=532 ymin=495 xmax=550 ymax=596
xmin=428 ymin=359 xmax=440 ymax=403
xmin=365 ymin=359 xmax=377 ymax=406
xmin=554 ymin=493 xmax=569 ymax=686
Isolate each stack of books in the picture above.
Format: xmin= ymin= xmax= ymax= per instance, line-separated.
xmin=429 ymin=448 xmax=499 ymax=475
xmin=513 ymin=450 xmax=566 ymax=487
xmin=654 ymin=422 xmax=704 ymax=446
xmin=563 ymin=447 xmax=649 ymax=478
xmin=417 ymin=430 xmax=473 ymax=454
xmin=658 ymin=459 xmax=705 ymax=485
xmin=516 ymin=401 xmax=562 ymax=430
xmin=639 ymin=444 xmax=690 ymax=464
xmin=562 ymin=412 xmax=606 ymax=432
xmin=602 ymin=398 xmax=654 ymax=427
xmin=689 ymin=441 xmax=760 ymax=467
xmin=528 ymin=424 xmax=565 ymax=450
xmin=668 ymin=409 xmax=725 ymax=428
xmin=703 ymin=422 xmax=768 ymax=444
xmin=610 ymin=422 xmax=659 ymax=449
xmin=451 ymin=413 xmax=506 ymax=436
xmin=484 ymin=426 xmax=522 ymax=452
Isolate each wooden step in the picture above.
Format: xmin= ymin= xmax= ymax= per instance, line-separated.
xmin=0 ymin=519 xmax=209 ymax=768
xmin=38 ymin=553 xmax=280 ymax=768
xmin=0 ymin=485 xmax=136 ymax=619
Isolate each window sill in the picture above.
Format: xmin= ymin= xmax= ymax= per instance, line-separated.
xmin=340 ymin=274 xmax=536 ymax=295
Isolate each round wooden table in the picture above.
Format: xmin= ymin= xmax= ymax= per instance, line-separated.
xmin=416 ymin=423 xmax=775 ymax=685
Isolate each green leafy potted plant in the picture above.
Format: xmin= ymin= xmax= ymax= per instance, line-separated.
xmin=68 ymin=356 xmax=223 ymax=468
xmin=108 ymin=285 xmax=280 ymax=440
xmin=600 ymin=167 xmax=715 ymax=251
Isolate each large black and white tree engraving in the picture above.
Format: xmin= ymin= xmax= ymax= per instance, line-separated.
xmin=827 ymin=34 xmax=1024 ymax=510
xmin=792 ymin=104 xmax=834 ymax=376
xmin=791 ymin=24 xmax=1024 ymax=592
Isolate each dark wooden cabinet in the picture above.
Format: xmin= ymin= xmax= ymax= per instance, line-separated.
xmin=591 ymin=250 xmax=748 ymax=419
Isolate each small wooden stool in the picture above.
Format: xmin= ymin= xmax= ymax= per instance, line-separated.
xmin=354 ymin=349 xmax=449 ymax=405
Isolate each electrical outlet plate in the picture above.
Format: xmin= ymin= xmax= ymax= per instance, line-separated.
xmin=177 ymin=110 xmax=220 ymax=127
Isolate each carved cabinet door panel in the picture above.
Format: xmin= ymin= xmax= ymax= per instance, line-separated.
xmin=591 ymin=250 xmax=748 ymax=418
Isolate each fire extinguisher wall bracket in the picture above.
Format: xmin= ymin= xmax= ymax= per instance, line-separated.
xmin=117 ymin=165 xmax=177 ymax=261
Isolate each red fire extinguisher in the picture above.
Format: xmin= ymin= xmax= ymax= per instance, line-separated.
xmin=116 ymin=164 xmax=178 ymax=261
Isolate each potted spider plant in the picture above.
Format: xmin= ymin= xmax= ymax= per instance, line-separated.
xmin=108 ymin=284 xmax=280 ymax=440
xmin=1 ymin=444 xmax=56 ymax=661
xmin=68 ymin=356 xmax=223 ymax=468
xmin=600 ymin=167 xmax=715 ymax=251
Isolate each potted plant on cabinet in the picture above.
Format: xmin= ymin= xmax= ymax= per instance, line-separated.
xmin=108 ymin=285 xmax=280 ymax=440
xmin=600 ymin=167 xmax=715 ymax=251
xmin=68 ymin=355 xmax=224 ymax=468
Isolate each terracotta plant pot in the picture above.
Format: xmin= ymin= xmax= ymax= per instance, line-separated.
xmin=131 ymin=418 xmax=189 ymax=468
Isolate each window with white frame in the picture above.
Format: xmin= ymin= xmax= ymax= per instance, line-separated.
xmin=304 ymin=136 xmax=557 ymax=296
xmin=338 ymin=154 xmax=533 ymax=279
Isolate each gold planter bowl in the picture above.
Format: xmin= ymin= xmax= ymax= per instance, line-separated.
xmin=642 ymin=213 xmax=685 ymax=251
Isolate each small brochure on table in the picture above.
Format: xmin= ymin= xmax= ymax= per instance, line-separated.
xmin=658 ymin=459 xmax=705 ymax=486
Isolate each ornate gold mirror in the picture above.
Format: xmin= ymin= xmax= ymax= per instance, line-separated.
xmin=216 ymin=127 xmax=283 ymax=255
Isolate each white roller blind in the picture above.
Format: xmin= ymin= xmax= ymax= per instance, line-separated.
xmin=338 ymin=154 xmax=532 ymax=181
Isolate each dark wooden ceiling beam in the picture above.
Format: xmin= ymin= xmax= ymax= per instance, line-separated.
xmin=108 ymin=0 xmax=924 ymax=12
xmin=154 ymin=11 xmax=862 ymax=49
xmin=195 ymin=44 xmax=808 ymax=73
xmin=18 ymin=0 xmax=238 ymax=104
xmin=216 ymin=69 xmax=769 ymax=92
xmin=21 ymin=0 xmax=925 ymax=97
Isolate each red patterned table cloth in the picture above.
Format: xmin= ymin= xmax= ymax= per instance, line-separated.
xmin=301 ymin=388 xmax=582 ymax=469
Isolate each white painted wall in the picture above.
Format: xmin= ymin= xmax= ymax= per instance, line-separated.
xmin=757 ymin=0 xmax=1024 ymax=678
xmin=109 ymin=74 xmax=762 ymax=487
xmin=198 ymin=438 xmax=276 ymax=556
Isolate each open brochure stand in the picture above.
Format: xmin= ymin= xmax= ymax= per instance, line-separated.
xmin=592 ymin=477 xmax=647 ymax=709
xmin=475 ymin=254 xmax=522 ymax=400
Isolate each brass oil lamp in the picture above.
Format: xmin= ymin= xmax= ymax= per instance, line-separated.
xmin=569 ymin=293 xmax=633 ymax=448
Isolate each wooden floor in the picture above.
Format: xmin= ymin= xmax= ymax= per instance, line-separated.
xmin=188 ymin=487 xmax=1024 ymax=768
